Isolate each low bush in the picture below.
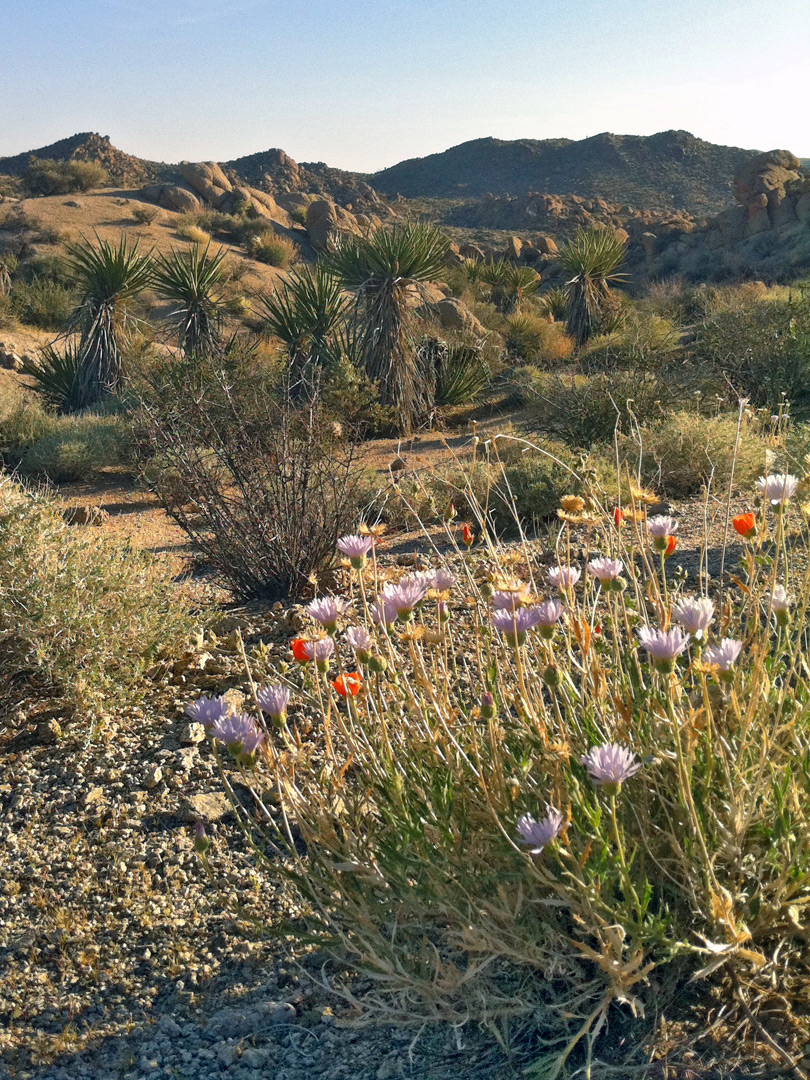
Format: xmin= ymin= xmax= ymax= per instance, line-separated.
xmin=11 ymin=277 xmax=76 ymax=329
xmin=131 ymin=204 xmax=160 ymax=225
xmin=176 ymin=223 xmax=211 ymax=246
xmin=24 ymin=158 xmax=108 ymax=196
xmin=631 ymin=409 xmax=765 ymax=496
xmin=245 ymin=231 xmax=300 ymax=268
xmin=19 ymin=412 xmax=133 ymax=482
xmin=504 ymin=311 xmax=574 ymax=365
xmin=0 ymin=477 xmax=194 ymax=715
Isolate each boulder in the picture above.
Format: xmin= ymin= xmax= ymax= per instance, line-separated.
xmin=276 ymin=191 xmax=315 ymax=214
xmin=459 ymin=243 xmax=486 ymax=261
xmin=771 ymin=193 xmax=797 ymax=227
xmin=0 ymin=348 xmax=23 ymax=371
xmin=177 ymin=161 xmax=232 ymax=204
xmin=639 ymin=232 xmax=657 ymax=258
xmin=503 ymin=236 xmax=522 ymax=261
xmin=156 ymin=184 xmax=202 ymax=213
xmin=534 ymin=235 xmax=558 ymax=256
xmin=305 ymin=198 xmax=360 ymax=250
xmin=732 ymin=150 xmax=802 ymax=204
xmin=430 ymin=297 xmax=485 ymax=337
xmin=714 ymin=204 xmax=746 ymax=240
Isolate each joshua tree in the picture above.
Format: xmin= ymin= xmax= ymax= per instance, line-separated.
xmin=65 ymin=233 xmax=151 ymax=406
xmin=151 ymin=242 xmax=227 ymax=356
xmin=558 ymin=227 xmax=627 ymax=346
xmin=259 ymin=264 xmax=347 ymax=395
xmin=323 ymin=223 xmax=450 ymax=432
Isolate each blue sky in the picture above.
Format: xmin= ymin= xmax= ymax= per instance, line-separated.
xmin=2 ymin=0 xmax=808 ymax=170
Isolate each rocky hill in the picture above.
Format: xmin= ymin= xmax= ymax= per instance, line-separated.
xmin=0 ymin=132 xmax=165 ymax=186
xmin=224 ymin=148 xmax=380 ymax=209
xmin=372 ymin=130 xmax=757 ymax=215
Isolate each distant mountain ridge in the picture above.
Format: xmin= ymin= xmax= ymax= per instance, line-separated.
xmin=370 ymin=130 xmax=759 ymax=215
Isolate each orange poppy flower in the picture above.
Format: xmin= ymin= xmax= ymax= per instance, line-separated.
xmin=291 ymin=638 xmax=310 ymax=663
xmin=332 ymin=672 xmax=362 ymax=696
xmin=613 ymin=508 xmax=624 ymax=526
xmin=664 ymin=536 xmax=677 ymax=557
xmin=461 ymin=524 xmax=474 ymax=547
xmin=733 ymin=512 xmax=756 ymax=538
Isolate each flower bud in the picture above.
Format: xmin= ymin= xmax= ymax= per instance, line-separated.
xmin=368 ymin=654 xmax=387 ymax=674
xmin=542 ymin=664 xmax=560 ymax=689
xmin=194 ymin=822 xmax=209 ymax=854
xmin=480 ymin=691 xmax=496 ymax=720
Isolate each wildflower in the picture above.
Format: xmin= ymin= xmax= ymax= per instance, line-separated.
xmin=769 ymin=584 xmax=791 ymax=627
xmin=184 ymin=695 xmax=229 ymax=727
xmin=443 ymin=502 xmax=457 ymax=522
xmin=345 ymin=625 xmax=373 ymax=662
xmin=771 ymin=414 xmax=780 ymax=425
xmin=756 ymin=473 xmax=799 ymax=505
xmin=703 ymin=638 xmax=743 ymax=682
xmin=672 ymin=596 xmax=715 ymax=641
xmin=588 ymin=557 xmax=625 ymax=591
xmin=638 ymin=626 xmax=689 ymax=672
xmin=461 ymin=523 xmax=474 ymax=548
xmin=303 ymin=637 xmax=335 ymax=670
xmin=291 ymin=638 xmax=311 ymax=664
xmin=438 ymin=600 xmax=450 ymax=624
xmin=491 ymin=590 xmax=526 ymax=612
xmin=733 ymin=512 xmax=757 ymax=538
xmin=534 ymin=598 xmax=565 ymax=639
xmin=630 ymin=483 xmax=659 ymax=506
xmin=665 ymin=535 xmax=677 ymax=557
xmin=381 ymin=577 xmax=429 ymax=621
xmin=194 ymin=821 xmax=210 ymax=854
xmin=517 ymin=808 xmax=563 ymax=855
xmin=337 ymin=534 xmax=373 ymax=569
xmin=492 ymin=605 xmax=546 ymax=646
xmin=480 ymin=691 xmax=496 ymax=720
xmin=430 ymin=568 xmax=456 ymax=592
xmin=370 ymin=598 xmax=398 ymax=627
xmin=332 ymin=672 xmax=362 ymax=696
xmin=256 ymin=684 xmax=290 ymax=727
xmin=211 ymin=712 xmax=265 ymax=761
xmin=560 ymin=495 xmax=585 ymax=513
xmin=581 ymin=743 xmax=640 ymax=794
xmin=306 ymin=595 xmax=349 ymax=633
xmin=612 ymin=507 xmax=624 ymax=527
xmin=542 ymin=663 xmax=560 ymax=688
xmin=547 ymin=565 xmax=581 ymax=592
xmin=648 ymin=515 xmax=678 ymax=553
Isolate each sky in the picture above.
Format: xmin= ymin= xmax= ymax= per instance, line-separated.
xmin=1 ymin=0 xmax=809 ymax=172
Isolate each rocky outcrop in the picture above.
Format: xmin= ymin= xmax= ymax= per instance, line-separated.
xmin=140 ymin=164 xmax=294 ymax=230
xmin=305 ymin=198 xmax=361 ymax=250
xmin=177 ymin=161 xmax=232 ymax=204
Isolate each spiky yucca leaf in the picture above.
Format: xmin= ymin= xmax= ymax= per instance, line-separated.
xmin=324 ymin=222 xmax=450 ymax=289
xmin=22 ymin=342 xmax=85 ymax=413
xmin=64 ymin=233 xmax=152 ymax=407
xmin=152 ymin=243 xmax=227 ymax=355
xmin=432 ymin=340 xmax=491 ymax=408
xmin=558 ymin=228 xmax=627 ymax=346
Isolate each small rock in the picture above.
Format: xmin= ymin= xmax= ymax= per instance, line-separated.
xmin=183 ymin=791 xmax=231 ymax=823
xmin=181 ymin=722 xmax=206 ymax=745
xmin=175 ymin=747 xmax=197 ymax=772
xmin=145 ymin=766 xmax=163 ymax=790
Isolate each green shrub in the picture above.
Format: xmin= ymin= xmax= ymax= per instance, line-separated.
xmin=24 ymin=158 xmax=108 ymax=196
xmin=11 ymin=277 xmax=76 ymax=329
xmin=0 ymin=477 xmax=194 ymax=715
xmin=19 ymin=412 xmax=133 ymax=483
xmin=694 ymin=297 xmax=810 ymax=417
xmin=176 ymin=222 xmax=211 ymax=246
xmin=131 ymin=204 xmax=160 ymax=225
xmin=246 ymin=231 xmax=300 ymax=268
xmin=504 ymin=312 xmax=574 ymax=365
xmin=631 ymin=410 xmax=765 ymax=496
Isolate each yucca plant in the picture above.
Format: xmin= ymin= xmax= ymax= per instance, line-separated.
xmin=0 ymin=254 xmax=17 ymax=297
xmin=323 ymin=223 xmax=451 ymax=432
xmin=462 ymin=257 xmax=485 ymax=286
xmin=21 ymin=342 xmax=85 ymax=413
xmin=258 ymin=265 xmax=347 ymax=394
xmin=65 ymin=234 xmax=152 ymax=407
xmin=151 ymin=242 xmax=227 ymax=356
xmin=558 ymin=227 xmax=627 ymax=346
xmin=482 ymin=259 xmax=540 ymax=312
xmin=423 ymin=337 xmax=492 ymax=408
xmin=537 ymin=286 xmax=568 ymax=322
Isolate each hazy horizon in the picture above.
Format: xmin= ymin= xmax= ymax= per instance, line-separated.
xmin=2 ymin=0 xmax=809 ymax=171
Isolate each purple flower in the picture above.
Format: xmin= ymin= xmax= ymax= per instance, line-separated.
xmin=648 ymin=515 xmax=679 ymax=539
xmin=430 ymin=568 xmax=456 ymax=592
xmin=703 ymin=638 xmax=742 ymax=680
xmin=211 ymin=712 xmax=265 ymax=758
xmin=769 ymin=585 xmax=791 ymax=625
xmin=370 ymin=598 xmax=398 ymax=627
xmin=303 ymin=638 xmax=335 ymax=665
xmin=337 ymin=534 xmax=373 ymax=568
xmin=184 ymin=695 xmax=229 ymax=727
xmin=256 ymin=683 xmax=290 ymax=721
xmin=756 ymin=473 xmax=798 ymax=505
xmin=581 ymin=743 xmax=640 ymax=793
xmin=638 ymin=626 xmax=689 ymax=672
xmin=671 ymin=596 xmax=714 ymax=640
xmin=491 ymin=590 xmax=525 ymax=612
xmin=547 ymin=565 xmax=581 ymax=591
xmin=517 ymin=808 xmax=563 ymax=854
xmin=306 ymin=595 xmax=349 ymax=631
xmin=534 ymin=598 xmax=565 ymax=639
xmin=588 ymin=557 xmax=624 ymax=583
xmin=381 ymin=577 xmax=429 ymax=619
xmin=492 ymin=605 xmax=547 ymax=645
xmin=345 ymin=625 xmax=373 ymax=658
xmin=480 ymin=691 xmax=496 ymax=719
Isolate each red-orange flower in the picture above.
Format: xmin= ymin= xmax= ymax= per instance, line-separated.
xmin=332 ymin=672 xmax=362 ymax=696
xmin=291 ymin=638 xmax=310 ymax=663
xmin=733 ymin=512 xmax=756 ymax=538
xmin=664 ymin=536 xmax=677 ymax=557
xmin=461 ymin=523 xmax=474 ymax=547
xmin=612 ymin=508 xmax=624 ymax=526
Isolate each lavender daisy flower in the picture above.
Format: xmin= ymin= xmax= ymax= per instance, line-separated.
xmin=345 ymin=625 xmax=373 ymax=662
xmin=534 ymin=598 xmax=565 ymax=639
xmin=256 ymin=683 xmax=290 ymax=724
xmin=547 ymin=565 xmax=581 ymax=592
xmin=430 ymin=568 xmax=456 ymax=592
xmin=517 ymin=808 xmax=563 ymax=855
xmin=581 ymin=743 xmax=640 ymax=794
xmin=588 ymin=557 xmax=625 ymax=592
xmin=756 ymin=473 xmax=799 ymax=505
xmin=184 ymin=695 xmax=229 ymax=727
xmin=492 ymin=605 xmax=546 ymax=646
xmin=672 ymin=596 xmax=715 ymax=641
xmin=648 ymin=515 xmax=678 ymax=553
xmin=211 ymin=712 xmax=265 ymax=760
xmin=381 ymin=577 xmax=429 ymax=620
xmin=769 ymin=585 xmax=791 ymax=627
xmin=337 ymin=534 xmax=373 ymax=569
xmin=306 ymin=595 xmax=349 ymax=632
xmin=703 ymin=638 xmax=743 ymax=682
xmin=491 ymin=590 xmax=525 ymax=612
xmin=303 ymin=638 xmax=335 ymax=668
xmin=638 ymin=626 xmax=689 ymax=672
xmin=370 ymin=598 xmax=398 ymax=627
